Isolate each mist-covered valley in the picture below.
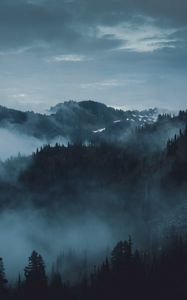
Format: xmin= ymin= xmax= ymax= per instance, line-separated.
xmin=1 ymin=0 xmax=187 ymax=297
xmin=0 ymin=101 xmax=186 ymax=290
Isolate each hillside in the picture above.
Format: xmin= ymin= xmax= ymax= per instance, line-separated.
xmin=0 ymin=101 xmax=158 ymax=143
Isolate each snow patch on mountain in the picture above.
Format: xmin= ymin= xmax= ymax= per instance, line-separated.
xmin=93 ymin=128 xmax=106 ymax=133
xmin=113 ymin=120 xmax=121 ymax=123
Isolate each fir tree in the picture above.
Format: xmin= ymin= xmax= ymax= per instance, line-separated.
xmin=24 ymin=250 xmax=47 ymax=293
xmin=0 ymin=257 xmax=8 ymax=294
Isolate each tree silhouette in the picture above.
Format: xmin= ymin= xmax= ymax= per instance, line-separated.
xmin=0 ymin=257 xmax=7 ymax=295
xmin=24 ymin=250 xmax=47 ymax=297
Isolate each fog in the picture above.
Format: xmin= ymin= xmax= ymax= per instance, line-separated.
xmin=0 ymin=128 xmax=68 ymax=161
xmin=0 ymin=185 xmax=185 ymax=282
xmin=0 ymin=207 xmax=120 ymax=281
xmin=0 ymin=108 xmax=186 ymax=284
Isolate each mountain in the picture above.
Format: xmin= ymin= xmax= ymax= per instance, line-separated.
xmin=0 ymin=101 xmax=159 ymax=143
xmin=0 ymin=105 xmax=62 ymax=139
xmin=0 ymin=101 xmax=187 ymax=151
xmin=50 ymin=100 xmax=158 ymax=127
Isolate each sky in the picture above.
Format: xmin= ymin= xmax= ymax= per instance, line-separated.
xmin=0 ymin=0 xmax=187 ymax=112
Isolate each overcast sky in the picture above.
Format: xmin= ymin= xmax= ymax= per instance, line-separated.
xmin=0 ymin=0 xmax=187 ymax=112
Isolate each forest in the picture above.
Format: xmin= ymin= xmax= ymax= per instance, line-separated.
xmin=0 ymin=105 xmax=186 ymax=299
xmin=0 ymin=232 xmax=186 ymax=300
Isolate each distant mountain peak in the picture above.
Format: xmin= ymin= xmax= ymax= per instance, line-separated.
xmin=49 ymin=100 xmax=108 ymax=114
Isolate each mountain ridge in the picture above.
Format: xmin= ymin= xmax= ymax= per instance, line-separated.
xmin=0 ymin=100 xmax=186 ymax=155
xmin=0 ymin=100 xmax=159 ymax=140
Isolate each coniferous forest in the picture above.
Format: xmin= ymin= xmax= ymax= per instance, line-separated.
xmin=0 ymin=234 xmax=186 ymax=300
xmin=0 ymin=103 xmax=186 ymax=299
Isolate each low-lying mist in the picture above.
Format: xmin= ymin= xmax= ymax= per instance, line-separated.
xmin=0 ymin=128 xmax=68 ymax=161
xmin=0 ymin=187 xmax=185 ymax=282
xmin=0 ymin=108 xmax=186 ymax=284
xmin=0 ymin=207 xmax=123 ymax=281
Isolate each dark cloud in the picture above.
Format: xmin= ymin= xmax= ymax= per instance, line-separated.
xmin=75 ymin=0 xmax=187 ymax=26
xmin=0 ymin=0 xmax=71 ymax=50
xmin=0 ymin=0 xmax=186 ymax=51
xmin=0 ymin=0 xmax=186 ymax=111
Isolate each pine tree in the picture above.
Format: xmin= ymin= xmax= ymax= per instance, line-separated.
xmin=24 ymin=250 xmax=47 ymax=292
xmin=0 ymin=257 xmax=8 ymax=294
xmin=111 ymin=241 xmax=124 ymax=273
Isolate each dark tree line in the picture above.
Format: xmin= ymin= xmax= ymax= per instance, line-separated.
xmin=166 ymin=126 xmax=187 ymax=182
xmin=18 ymin=125 xmax=187 ymax=200
xmin=89 ymin=235 xmax=187 ymax=300
xmin=0 ymin=124 xmax=185 ymax=225
xmin=0 ymin=234 xmax=186 ymax=300
xmin=0 ymin=110 xmax=186 ymax=215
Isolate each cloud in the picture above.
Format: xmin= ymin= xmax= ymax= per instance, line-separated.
xmin=80 ymin=79 xmax=121 ymax=89
xmin=0 ymin=46 xmax=32 ymax=56
xmin=0 ymin=0 xmax=187 ymax=111
xmin=45 ymin=54 xmax=88 ymax=63
xmin=0 ymin=0 xmax=186 ymax=53
xmin=12 ymin=93 xmax=29 ymax=99
xmin=97 ymin=22 xmax=178 ymax=53
xmin=0 ymin=42 xmax=48 ymax=57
